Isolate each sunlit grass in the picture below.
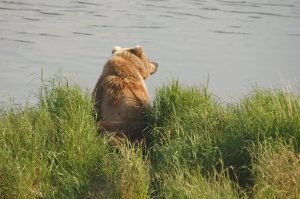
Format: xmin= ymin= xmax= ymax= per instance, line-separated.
xmin=0 ymin=76 xmax=299 ymax=198
xmin=146 ymin=80 xmax=300 ymax=198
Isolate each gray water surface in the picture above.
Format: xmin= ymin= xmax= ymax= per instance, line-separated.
xmin=1 ymin=0 xmax=300 ymax=104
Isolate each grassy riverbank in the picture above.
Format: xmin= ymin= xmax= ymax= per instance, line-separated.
xmin=0 ymin=76 xmax=299 ymax=198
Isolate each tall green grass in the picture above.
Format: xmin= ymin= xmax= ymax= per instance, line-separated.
xmin=146 ymin=80 xmax=300 ymax=198
xmin=0 ymin=76 xmax=299 ymax=198
xmin=0 ymin=76 xmax=149 ymax=199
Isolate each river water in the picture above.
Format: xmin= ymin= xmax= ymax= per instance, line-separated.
xmin=1 ymin=0 xmax=300 ymax=104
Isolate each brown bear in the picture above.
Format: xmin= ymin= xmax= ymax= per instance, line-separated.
xmin=93 ymin=46 xmax=158 ymax=139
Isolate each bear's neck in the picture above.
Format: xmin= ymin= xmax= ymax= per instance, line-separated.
xmin=108 ymin=55 xmax=145 ymax=80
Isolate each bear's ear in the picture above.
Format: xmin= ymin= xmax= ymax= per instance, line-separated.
xmin=130 ymin=46 xmax=143 ymax=57
xmin=112 ymin=46 xmax=122 ymax=54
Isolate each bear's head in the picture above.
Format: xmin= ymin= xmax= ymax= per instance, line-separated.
xmin=112 ymin=46 xmax=158 ymax=79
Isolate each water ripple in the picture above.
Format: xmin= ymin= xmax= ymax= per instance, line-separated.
xmin=17 ymin=31 xmax=61 ymax=37
xmin=94 ymin=14 xmax=107 ymax=17
xmin=38 ymin=33 xmax=62 ymax=37
xmin=223 ymin=10 xmax=300 ymax=18
xmin=0 ymin=6 xmax=40 ymax=12
xmin=139 ymin=3 xmax=182 ymax=10
xmin=39 ymin=11 xmax=64 ymax=16
xmin=39 ymin=3 xmax=84 ymax=9
xmin=218 ymin=0 xmax=295 ymax=8
xmin=13 ymin=39 xmax=35 ymax=44
xmin=0 ymin=5 xmax=64 ymax=16
xmin=73 ymin=32 xmax=93 ymax=36
xmin=123 ymin=25 xmax=167 ymax=29
xmin=166 ymin=11 xmax=214 ymax=20
xmin=72 ymin=1 xmax=101 ymax=6
xmin=210 ymin=30 xmax=251 ymax=35
xmin=0 ymin=0 xmax=33 ymax=6
xmin=89 ymin=25 xmax=116 ymax=28
xmin=23 ymin=17 xmax=41 ymax=21
xmin=288 ymin=34 xmax=300 ymax=37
